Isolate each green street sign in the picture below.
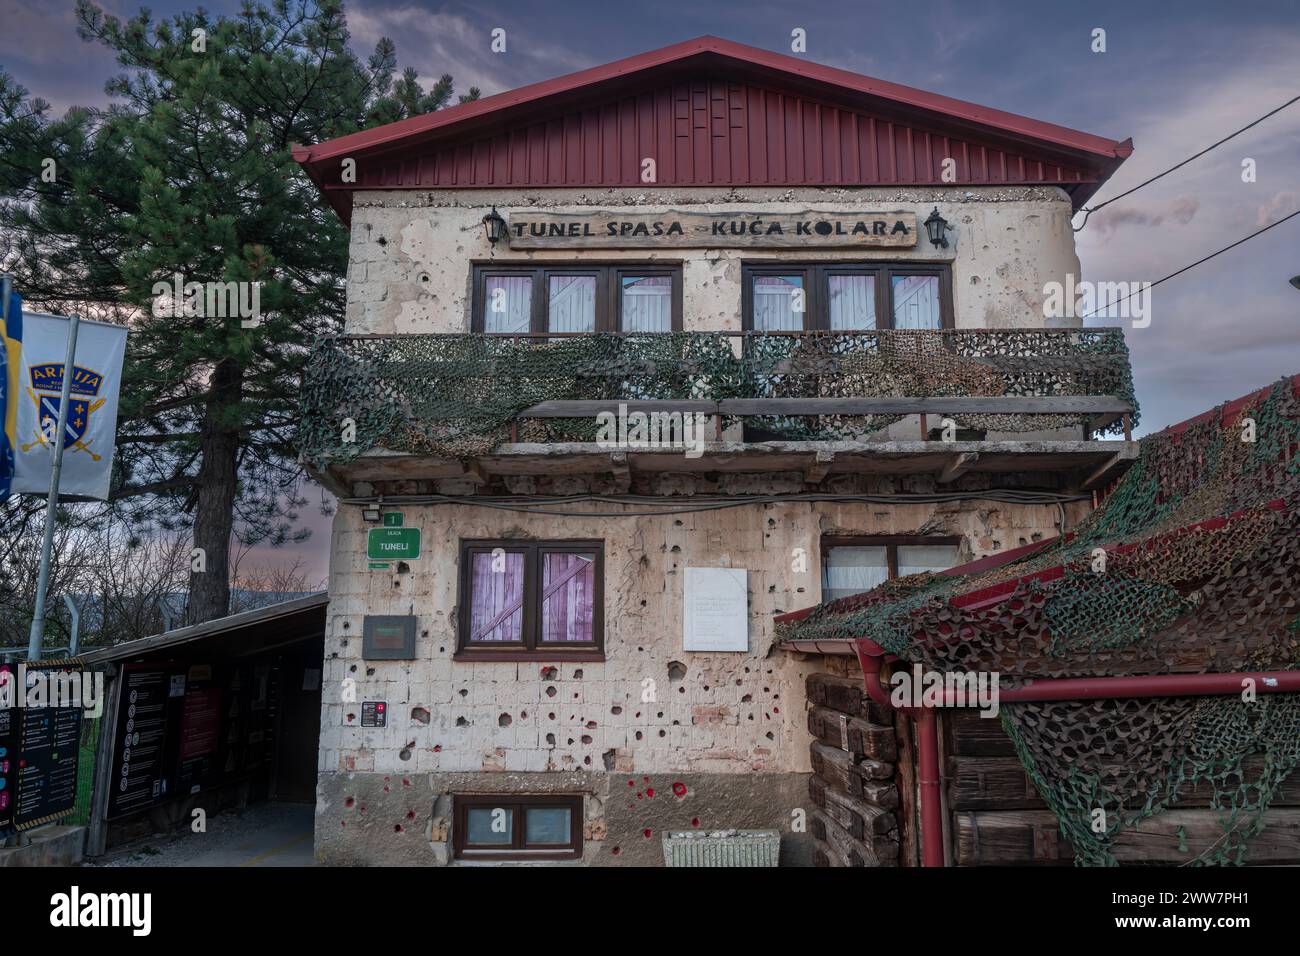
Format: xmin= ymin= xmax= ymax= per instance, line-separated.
xmin=368 ymin=562 xmax=391 ymax=570
xmin=382 ymin=512 xmax=404 ymax=527
xmin=367 ymin=527 xmax=420 ymax=560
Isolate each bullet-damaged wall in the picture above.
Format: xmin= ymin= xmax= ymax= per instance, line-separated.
xmin=315 ymin=495 xmax=1087 ymax=864
xmin=341 ymin=185 xmax=1083 ymax=336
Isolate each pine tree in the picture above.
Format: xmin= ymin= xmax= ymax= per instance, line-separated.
xmin=0 ymin=0 xmax=478 ymax=622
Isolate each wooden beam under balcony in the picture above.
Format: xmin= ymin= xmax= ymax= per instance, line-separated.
xmin=519 ymin=395 xmax=1132 ymax=419
xmin=317 ymin=440 xmax=1141 ymax=498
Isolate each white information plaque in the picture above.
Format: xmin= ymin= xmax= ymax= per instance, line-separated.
xmin=683 ymin=567 xmax=749 ymax=651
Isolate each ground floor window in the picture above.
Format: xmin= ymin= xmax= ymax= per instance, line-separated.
xmin=820 ymin=535 xmax=962 ymax=602
xmin=453 ymin=794 xmax=583 ymax=860
xmin=457 ymin=540 xmax=604 ymax=660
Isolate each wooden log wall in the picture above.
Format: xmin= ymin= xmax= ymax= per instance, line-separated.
xmin=944 ymin=710 xmax=1300 ymax=865
xmin=805 ymin=673 xmax=901 ymax=866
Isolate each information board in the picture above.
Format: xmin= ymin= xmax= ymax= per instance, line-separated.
xmin=14 ymin=664 xmax=85 ymax=829
xmin=107 ymin=666 xmax=172 ymax=819
xmin=683 ymin=567 xmax=750 ymax=651
xmin=0 ymin=663 xmax=16 ymax=832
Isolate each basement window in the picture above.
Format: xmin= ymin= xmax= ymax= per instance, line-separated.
xmin=456 ymin=540 xmax=604 ymax=661
xmin=453 ymin=794 xmax=583 ymax=861
xmin=821 ymin=536 xmax=962 ymax=603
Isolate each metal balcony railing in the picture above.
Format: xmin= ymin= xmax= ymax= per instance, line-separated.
xmin=296 ymin=328 xmax=1138 ymax=463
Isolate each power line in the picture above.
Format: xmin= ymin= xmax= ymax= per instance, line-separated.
xmin=1080 ymin=207 xmax=1300 ymax=318
xmin=1075 ymin=93 xmax=1300 ymax=231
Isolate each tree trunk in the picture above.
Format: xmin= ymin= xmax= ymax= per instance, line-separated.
xmin=186 ymin=360 xmax=242 ymax=624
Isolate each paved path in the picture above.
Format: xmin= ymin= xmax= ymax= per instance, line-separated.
xmin=92 ymin=801 xmax=315 ymax=867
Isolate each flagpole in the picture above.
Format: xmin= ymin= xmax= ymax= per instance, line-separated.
xmin=27 ymin=313 xmax=81 ymax=662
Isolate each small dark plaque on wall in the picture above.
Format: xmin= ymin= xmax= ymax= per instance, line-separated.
xmin=360 ymin=702 xmax=387 ymax=728
xmin=362 ymin=615 xmax=416 ymax=660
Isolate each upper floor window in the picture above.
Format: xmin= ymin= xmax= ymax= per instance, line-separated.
xmin=472 ymin=265 xmax=682 ymax=334
xmin=457 ymin=539 xmax=604 ymax=661
xmin=820 ymin=535 xmax=961 ymax=603
xmin=743 ymin=263 xmax=953 ymax=332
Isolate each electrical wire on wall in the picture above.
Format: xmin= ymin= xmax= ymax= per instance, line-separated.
xmin=342 ymin=489 xmax=1091 ymax=518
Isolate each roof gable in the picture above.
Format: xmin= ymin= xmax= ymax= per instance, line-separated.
xmin=295 ymin=36 xmax=1131 ymax=222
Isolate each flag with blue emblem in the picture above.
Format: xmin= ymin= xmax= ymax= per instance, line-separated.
xmin=0 ymin=285 xmax=22 ymax=499
xmin=10 ymin=313 xmax=128 ymax=500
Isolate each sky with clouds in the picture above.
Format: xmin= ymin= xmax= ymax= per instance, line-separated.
xmin=2 ymin=0 xmax=1297 ymax=580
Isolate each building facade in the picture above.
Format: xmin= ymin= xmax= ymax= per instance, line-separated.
xmin=295 ymin=37 xmax=1137 ymax=865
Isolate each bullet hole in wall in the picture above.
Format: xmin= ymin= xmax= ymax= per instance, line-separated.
xmin=345 ymin=797 xmax=355 ymax=808
xmin=581 ymin=735 xmax=592 ymax=744
xmin=602 ymin=749 xmax=616 ymax=770
xmin=546 ymin=733 xmax=556 ymax=745
xmin=548 ymin=712 xmax=556 ymax=720
xmin=349 ymin=664 xmax=357 ymax=673
xmin=640 ymin=600 xmax=647 ymax=607
xmin=499 ymin=713 xmax=512 ymax=727
xmin=573 ymin=669 xmax=583 ymax=679
xmin=456 ymin=717 xmax=468 ymax=726
xmin=458 ymin=688 xmax=468 ymax=697
xmin=586 ymin=720 xmax=597 ymax=729
xmin=541 ymin=666 xmax=558 ymax=679
xmin=396 ymin=562 xmax=410 ymax=573
xmin=399 ymin=747 xmax=412 ymax=761
xmin=545 ymin=685 xmax=557 ymax=698
xmin=635 ymin=731 xmax=643 ymax=740
xmin=366 ymin=668 xmax=375 ymax=677
xmin=412 ymin=707 xmax=431 ymax=724
xmin=741 ymin=694 xmax=752 ymax=703
xmin=667 ymin=661 xmax=687 ymax=682
xmin=611 ymin=705 xmax=622 ymax=715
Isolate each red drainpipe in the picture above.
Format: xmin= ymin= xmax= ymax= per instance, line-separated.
xmin=852 ymin=638 xmax=1300 ymax=867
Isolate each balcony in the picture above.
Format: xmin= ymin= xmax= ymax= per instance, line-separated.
xmin=297 ymin=328 xmax=1139 ymax=497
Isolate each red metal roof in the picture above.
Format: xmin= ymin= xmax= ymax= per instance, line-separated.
xmin=296 ymin=36 xmax=1132 ymax=222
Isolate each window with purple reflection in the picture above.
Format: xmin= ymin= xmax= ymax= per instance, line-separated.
xmin=467 ymin=550 xmax=525 ymax=642
xmin=541 ymin=551 xmax=596 ymax=643
xmin=458 ymin=541 xmax=605 ymax=658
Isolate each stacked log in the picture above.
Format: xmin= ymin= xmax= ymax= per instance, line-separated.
xmin=945 ymin=710 xmax=1300 ymax=865
xmin=806 ymin=674 xmax=900 ymax=866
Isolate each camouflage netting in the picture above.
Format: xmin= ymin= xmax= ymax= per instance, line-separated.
xmin=779 ymin=376 xmax=1300 ymax=865
xmin=297 ymin=328 xmax=1138 ymax=462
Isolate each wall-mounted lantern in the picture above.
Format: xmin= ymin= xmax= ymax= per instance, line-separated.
xmin=923 ymin=207 xmax=951 ymax=249
xmin=1289 ymin=275 xmax=1300 ymax=291
xmin=482 ymin=206 xmax=509 ymax=245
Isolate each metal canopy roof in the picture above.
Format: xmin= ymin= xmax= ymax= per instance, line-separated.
xmin=294 ymin=36 xmax=1132 ymax=222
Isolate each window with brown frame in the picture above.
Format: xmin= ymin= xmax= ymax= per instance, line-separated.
xmin=472 ymin=264 xmax=682 ymax=333
xmin=821 ymin=535 xmax=962 ymax=603
xmin=453 ymin=794 xmax=583 ymax=861
xmin=456 ymin=540 xmax=604 ymax=661
xmin=742 ymin=263 xmax=954 ymax=332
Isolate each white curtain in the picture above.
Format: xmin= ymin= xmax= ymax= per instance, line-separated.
xmin=891 ymin=275 xmax=941 ymax=329
xmin=752 ymin=275 xmax=804 ymax=331
xmin=483 ymin=275 xmax=532 ymax=333
xmin=828 ymin=274 xmax=877 ymax=330
xmin=620 ymin=275 xmax=672 ymax=331
xmin=822 ymin=546 xmax=888 ymax=602
xmin=547 ymin=275 xmax=596 ymax=333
